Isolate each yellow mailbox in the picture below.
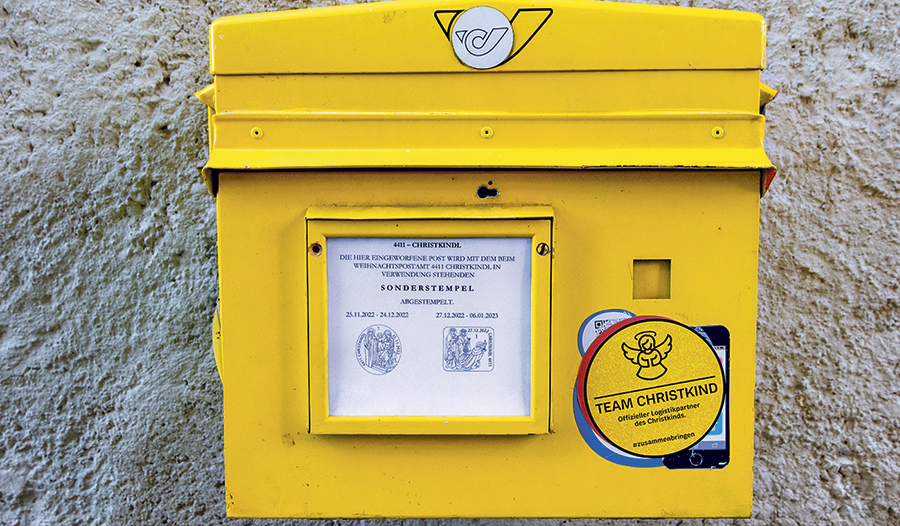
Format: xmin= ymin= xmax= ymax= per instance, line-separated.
xmin=198 ymin=0 xmax=776 ymax=518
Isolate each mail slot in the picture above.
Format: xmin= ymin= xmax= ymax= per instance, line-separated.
xmin=198 ymin=0 xmax=777 ymax=518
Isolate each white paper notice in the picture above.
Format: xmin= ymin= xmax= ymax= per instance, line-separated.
xmin=327 ymin=237 xmax=532 ymax=417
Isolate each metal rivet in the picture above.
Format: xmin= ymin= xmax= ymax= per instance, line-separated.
xmin=536 ymin=243 xmax=550 ymax=256
xmin=308 ymin=242 xmax=323 ymax=256
xmin=711 ymin=126 xmax=725 ymax=139
xmin=480 ymin=126 xmax=494 ymax=139
xmin=250 ymin=127 xmax=264 ymax=139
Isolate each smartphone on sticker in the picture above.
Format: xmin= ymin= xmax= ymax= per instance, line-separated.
xmin=663 ymin=325 xmax=730 ymax=470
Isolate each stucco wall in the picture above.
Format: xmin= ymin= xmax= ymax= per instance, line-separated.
xmin=0 ymin=0 xmax=897 ymax=524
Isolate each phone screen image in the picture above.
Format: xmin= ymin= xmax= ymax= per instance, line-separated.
xmin=662 ymin=325 xmax=730 ymax=469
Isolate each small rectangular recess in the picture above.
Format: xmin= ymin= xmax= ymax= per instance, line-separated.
xmin=633 ymin=259 xmax=671 ymax=299
xmin=306 ymin=207 xmax=552 ymax=435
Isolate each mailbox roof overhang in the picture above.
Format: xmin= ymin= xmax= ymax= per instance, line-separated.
xmin=199 ymin=0 xmax=776 ymax=195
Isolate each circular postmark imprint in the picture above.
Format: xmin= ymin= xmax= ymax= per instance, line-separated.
xmin=577 ymin=316 xmax=725 ymax=457
xmin=355 ymin=325 xmax=402 ymax=375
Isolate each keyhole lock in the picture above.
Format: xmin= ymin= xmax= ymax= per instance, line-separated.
xmin=477 ymin=184 xmax=499 ymax=198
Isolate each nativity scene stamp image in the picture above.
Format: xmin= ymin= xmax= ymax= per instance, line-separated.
xmin=443 ymin=327 xmax=494 ymax=372
xmin=356 ymin=324 xmax=402 ymax=375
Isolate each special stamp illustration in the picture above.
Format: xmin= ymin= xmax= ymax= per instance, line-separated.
xmin=356 ymin=324 xmax=402 ymax=375
xmin=443 ymin=327 xmax=494 ymax=372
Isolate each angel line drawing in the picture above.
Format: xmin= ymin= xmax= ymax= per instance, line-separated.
xmin=622 ymin=330 xmax=672 ymax=380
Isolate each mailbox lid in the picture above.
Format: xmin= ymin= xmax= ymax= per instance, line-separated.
xmin=209 ymin=0 xmax=766 ymax=74
xmin=199 ymin=0 xmax=776 ymax=194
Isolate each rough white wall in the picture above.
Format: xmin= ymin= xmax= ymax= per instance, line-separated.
xmin=0 ymin=0 xmax=897 ymax=524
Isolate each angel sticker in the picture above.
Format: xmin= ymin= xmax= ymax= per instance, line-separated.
xmin=622 ymin=330 xmax=672 ymax=380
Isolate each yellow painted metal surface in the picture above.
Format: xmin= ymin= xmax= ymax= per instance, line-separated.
xmin=632 ymin=260 xmax=672 ymax=300
xmin=201 ymin=0 xmax=774 ymax=518
xmin=216 ymin=170 xmax=760 ymax=518
xmin=209 ymin=0 xmax=765 ymax=74
xmin=760 ymin=82 xmax=779 ymax=107
xmin=212 ymin=302 xmax=223 ymax=382
xmin=199 ymin=0 xmax=775 ymax=191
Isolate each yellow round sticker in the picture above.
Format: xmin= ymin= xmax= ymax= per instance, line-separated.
xmin=577 ymin=316 xmax=725 ymax=457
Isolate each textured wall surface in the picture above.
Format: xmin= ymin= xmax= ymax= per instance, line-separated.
xmin=0 ymin=0 xmax=897 ymax=524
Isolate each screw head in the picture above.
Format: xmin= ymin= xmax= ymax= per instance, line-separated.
xmin=308 ymin=242 xmax=323 ymax=256
xmin=536 ymin=242 xmax=550 ymax=256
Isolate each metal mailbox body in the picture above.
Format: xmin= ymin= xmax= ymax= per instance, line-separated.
xmin=199 ymin=0 xmax=775 ymax=518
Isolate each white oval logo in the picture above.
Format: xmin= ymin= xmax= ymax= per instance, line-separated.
xmin=451 ymin=6 xmax=514 ymax=70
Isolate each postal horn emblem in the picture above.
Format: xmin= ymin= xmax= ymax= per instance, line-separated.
xmin=434 ymin=6 xmax=553 ymax=70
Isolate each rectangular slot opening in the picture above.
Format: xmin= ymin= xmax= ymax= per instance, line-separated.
xmin=633 ymin=259 xmax=671 ymax=299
